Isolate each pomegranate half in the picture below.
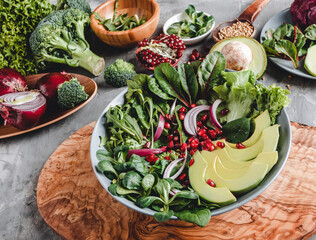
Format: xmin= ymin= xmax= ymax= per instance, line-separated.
xmin=136 ymin=34 xmax=186 ymax=70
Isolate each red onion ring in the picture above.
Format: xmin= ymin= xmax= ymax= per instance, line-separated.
xmin=154 ymin=114 xmax=165 ymax=141
xmin=210 ymin=99 xmax=223 ymax=129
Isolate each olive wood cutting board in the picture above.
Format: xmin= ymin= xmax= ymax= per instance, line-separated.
xmin=37 ymin=122 xmax=316 ymax=240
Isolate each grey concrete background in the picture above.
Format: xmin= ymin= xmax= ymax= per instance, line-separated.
xmin=1 ymin=0 xmax=315 ymax=239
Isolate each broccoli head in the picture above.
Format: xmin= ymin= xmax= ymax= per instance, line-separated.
xmin=56 ymin=0 xmax=91 ymax=14
xmin=29 ymin=9 xmax=105 ymax=76
xmin=57 ymin=78 xmax=89 ymax=109
xmin=104 ymin=59 xmax=136 ymax=88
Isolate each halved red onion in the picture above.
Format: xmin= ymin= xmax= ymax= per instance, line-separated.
xmin=35 ymin=71 xmax=73 ymax=105
xmin=210 ymin=99 xmax=223 ymax=129
xmin=0 ymin=68 xmax=27 ymax=96
xmin=0 ymin=91 xmax=47 ymax=129
xmin=183 ymin=105 xmax=210 ymax=136
xmin=154 ymin=114 xmax=165 ymax=141
xmin=127 ymin=147 xmax=167 ymax=158
xmin=163 ymin=149 xmax=187 ymax=180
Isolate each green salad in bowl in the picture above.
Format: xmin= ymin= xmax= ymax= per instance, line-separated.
xmin=90 ymin=51 xmax=291 ymax=227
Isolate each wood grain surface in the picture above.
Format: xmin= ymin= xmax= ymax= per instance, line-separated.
xmin=0 ymin=73 xmax=97 ymax=139
xmin=37 ymin=122 xmax=316 ymax=240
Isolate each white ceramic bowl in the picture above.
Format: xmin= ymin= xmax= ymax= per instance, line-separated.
xmin=163 ymin=12 xmax=215 ymax=45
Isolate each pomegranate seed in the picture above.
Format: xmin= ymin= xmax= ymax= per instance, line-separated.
xmin=144 ymin=141 xmax=151 ymax=148
xmin=206 ymin=142 xmax=215 ymax=151
xmin=200 ymin=141 xmax=205 ymax=146
xmin=154 ymin=157 xmax=159 ymax=163
xmin=192 ymin=49 xmax=200 ymax=58
xmin=202 ymin=133 xmax=209 ymax=140
xmin=215 ymin=128 xmax=223 ymax=136
xmin=236 ymin=143 xmax=245 ymax=149
xmin=161 ymin=146 xmax=168 ymax=151
xmin=201 ymin=114 xmax=208 ymax=122
xmin=197 ymin=120 xmax=203 ymax=127
xmin=188 ymin=137 xmax=194 ymax=143
xmin=221 ymin=109 xmax=229 ymax=116
xmin=179 ymin=174 xmax=186 ymax=181
xmin=197 ymin=129 xmax=206 ymax=136
xmin=165 ymin=114 xmax=171 ymax=121
xmin=189 ymin=158 xmax=194 ymax=166
xmin=190 ymin=103 xmax=197 ymax=108
xmin=173 ymin=129 xmax=179 ymax=135
xmin=167 ymin=134 xmax=173 ymax=141
xmin=173 ymin=136 xmax=179 ymax=142
xmin=168 ymin=141 xmax=174 ymax=149
xmin=206 ymin=179 xmax=216 ymax=187
xmin=197 ymin=126 xmax=201 ymax=131
xmin=179 ymin=107 xmax=186 ymax=113
xmin=208 ymin=130 xmax=216 ymax=139
xmin=164 ymin=122 xmax=171 ymax=129
xmin=190 ymin=142 xmax=197 ymax=149
xmin=179 ymin=153 xmax=185 ymax=158
xmin=190 ymin=55 xmax=196 ymax=61
xmin=179 ymin=113 xmax=185 ymax=120
xmin=190 ymin=150 xmax=195 ymax=156
xmin=180 ymin=143 xmax=187 ymax=152
xmin=216 ymin=141 xmax=225 ymax=149
xmin=146 ymin=154 xmax=155 ymax=162
xmin=175 ymin=142 xmax=180 ymax=148
xmin=164 ymin=156 xmax=171 ymax=160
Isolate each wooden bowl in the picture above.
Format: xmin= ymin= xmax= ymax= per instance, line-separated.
xmin=90 ymin=0 xmax=160 ymax=48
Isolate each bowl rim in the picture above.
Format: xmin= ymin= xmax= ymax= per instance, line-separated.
xmin=162 ymin=12 xmax=215 ymax=43
xmin=90 ymin=88 xmax=292 ymax=219
xmin=91 ymin=0 xmax=160 ymax=36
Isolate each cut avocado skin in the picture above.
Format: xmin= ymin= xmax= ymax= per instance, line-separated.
xmin=304 ymin=45 xmax=316 ymax=76
xmin=210 ymin=37 xmax=267 ymax=79
xmin=189 ymin=151 xmax=236 ymax=206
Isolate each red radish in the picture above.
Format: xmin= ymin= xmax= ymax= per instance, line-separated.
xmin=0 ymin=68 xmax=27 ymax=96
xmin=136 ymin=34 xmax=186 ymax=70
xmin=0 ymin=91 xmax=47 ymax=129
xmin=35 ymin=71 xmax=73 ymax=105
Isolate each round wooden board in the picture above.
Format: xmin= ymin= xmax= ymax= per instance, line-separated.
xmin=37 ymin=122 xmax=316 ymax=240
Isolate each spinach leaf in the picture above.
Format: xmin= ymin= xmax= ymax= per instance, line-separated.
xmin=174 ymin=208 xmax=211 ymax=227
xmin=114 ymin=162 xmax=132 ymax=172
xmin=154 ymin=210 xmax=174 ymax=222
xmin=150 ymin=159 xmax=170 ymax=175
xmin=97 ymin=160 xmax=118 ymax=178
xmin=154 ymin=63 xmax=189 ymax=107
xmin=169 ymin=199 xmax=192 ymax=211
xmin=142 ymin=174 xmax=155 ymax=191
xmin=136 ymin=196 xmax=164 ymax=208
xmin=130 ymin=154 xmax=149 ymax=176
xmin=164 ymin=178 xmax=182 ymax=190
xmin=155 ymin=179 xmax=171 ymax=203
xmin=169 ymin=190 xmax=199 ymax=204
xmin=274 ymin=39 xmax=298 ymax=68
xmin=305 ymin=24 xmax=316 ymax=41
xmin=116 ymin=185 xmax=140 ymax=195
xmin=122 ymin=171 xmax=142 ymax=190
xmin=96 ymin=149 xmax=111 ymax=159
xmin=108 ymin=182 xmax=120 ymax=196
xmin=222 ymin=118 xmax=250 ymax=143
xmin=178 ymin=63 xmax=199 ymax=103
xmin=198 ymin=51 xmax=226 ymax=98
xmin=148 ymin=77 xmax=173 ymax=100
xmin=114 ymin=145 xmax=129 ymax=163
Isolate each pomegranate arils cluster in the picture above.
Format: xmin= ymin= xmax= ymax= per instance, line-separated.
xmin=136 ymin=34 xmax=186 ymax=70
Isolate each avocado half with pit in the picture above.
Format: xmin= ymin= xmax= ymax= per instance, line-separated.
xmin=210 ymin=37 xmax=267 ymax=79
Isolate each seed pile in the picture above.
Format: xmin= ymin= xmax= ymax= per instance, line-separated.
xmin=218 ymin=21 xmax=254 ymax=40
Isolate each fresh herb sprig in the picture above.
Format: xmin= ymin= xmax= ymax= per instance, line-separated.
xmin=93 ymin=0 xmax=147 ymax=31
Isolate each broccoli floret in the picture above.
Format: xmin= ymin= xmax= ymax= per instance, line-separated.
xmin=57 ymin=78 xmax=88 ymax=109
xmin=104 ymin=59 xmax=136 ymax=88
xmin=56 ymin=0 xmax=91 ymax=14
xmin=29 ymin=9 xmax=105 ymax=76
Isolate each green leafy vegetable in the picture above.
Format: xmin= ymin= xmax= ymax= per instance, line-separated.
xmin=274 ymin=40 xmax=299 ymax=68
xmin=222 ymin=118 xmax=251 ymax=143
xmin=174 ymin=208 xmax=211 ymax=227
xmin=0 ymin=0 xmax=53 ymax=75
xmin=97 ymin=160 xmax=118 ymax=179
xmin=154 ymin=210 xmax=174 ymax=222
xmin=122 ymin=171 xmax=142 ymax=190
xmin=167 ymin=5 xmax=214 ymax=38
xmin=305 ymin=24 xmax=316 ymax=41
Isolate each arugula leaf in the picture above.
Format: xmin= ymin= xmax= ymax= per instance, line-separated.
xmin=198 ymin=51 xmax=226 ymax=98
xmin=154 ymin=210 xmax=174 ymax=222
xmin=154 ymin=63 xmax=189 ymax=107
xmin=222 ymin=118 xmax=251 ymax=143
xmin=122 ymin=171 xmax=142 ymax=190
xmin=174 ymin=208 xmax=211 ymax=227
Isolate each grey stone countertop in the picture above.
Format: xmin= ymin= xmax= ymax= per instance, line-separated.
xmin=1 ymin=0 xmax=315 ymax=239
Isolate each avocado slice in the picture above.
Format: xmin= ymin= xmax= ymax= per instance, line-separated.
xmin=212 ymin=124 xmax=279 ymax=162
xmin=189 ymin=151 xmax=236 ymax=206
xmin=202 ymin=151 xmax=278 ymax=179
xmin=227 ymin=110 xmax=271 ymax=148
xmin=304 ymin=45 xmax=316 ymax=76
xmin=205 ymin=154 xmax=269 ymax=195
xmin=210 ymin=37 xmax=267 ymax=79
